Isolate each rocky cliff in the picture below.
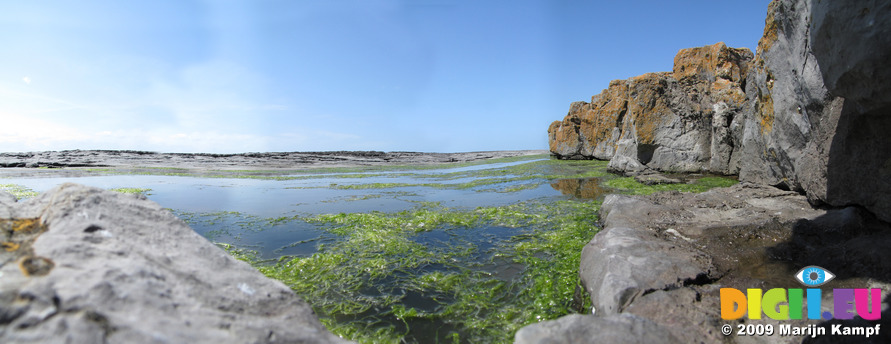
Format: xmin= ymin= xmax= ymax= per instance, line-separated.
xmin=735 ymin=0 xmax=891 ymax=222
xmin=548 ymin=42 xmax=752 ymax=173
xmin=548 ymin=0 xmax=891 ymax=222
xmin=526 ymin=0 xmax=891 ymax=342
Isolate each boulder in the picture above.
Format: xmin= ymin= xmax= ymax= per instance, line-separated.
xmin=579 ymin=217 xmax=717 ymax=316
xmin=0 ymin=183 xmax=349 ymax=344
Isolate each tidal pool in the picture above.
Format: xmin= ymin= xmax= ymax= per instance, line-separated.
xmin=0 ymin=155 xmax=737 ymax=343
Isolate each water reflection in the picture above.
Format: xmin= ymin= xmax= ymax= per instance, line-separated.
xmin=549 ymin=178 xmax=609 ymax=200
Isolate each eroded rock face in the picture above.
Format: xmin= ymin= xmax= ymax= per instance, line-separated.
xmin=733 ymin=0 xmax=842 ymax=203
xmin=548 ymin=42 xmax=752 ymax=174
xmin=731 ymin=0 xmax=891 ymax=222
xmin=549 ymin=0 xmax=891 ymax=221
xmin=0 ymin=185 xmax=349 ymax=344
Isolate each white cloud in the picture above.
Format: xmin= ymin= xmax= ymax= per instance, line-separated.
xmin=0 ymin=111 xmax=368 ymax=153
xmin=0 ymin=58 xmax=377 ymax=153
xmin=0 ymin=114 xmax=92 ymax=150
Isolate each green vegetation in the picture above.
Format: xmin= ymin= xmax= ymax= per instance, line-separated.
xmin=65 ymin=154 xmax=550 ymax=180
xmin=284 ymin=158 xmax=610 ymax=193
xmin=109 ymin=187 xmax=152 ymax=195
xmin=56 ymin=155 xmax=738 ymax=343
xmin=216 ymin=242 xmax=260 ymax=263
xmin=173 ymin=210 xmax=268 ymax=241
xmin=0 ymin=184 xmax=38 ymax=199
xmin=180 ymin=158 xmax=741 ymax=343
xmin=603 ymin=175 xmax=738 ymax=195
xmin=250 ymin=200 xmax=600 ymax=343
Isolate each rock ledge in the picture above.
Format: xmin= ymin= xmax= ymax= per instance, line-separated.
xmin=0 ymin=184 xmax=349 ymax=344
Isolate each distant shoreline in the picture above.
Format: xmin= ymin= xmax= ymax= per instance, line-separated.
xmin=0 ymin=149 xmax=549 ymax=170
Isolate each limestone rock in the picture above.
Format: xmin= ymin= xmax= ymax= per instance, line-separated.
xmin=0 ymin=183 xmax=349 ymax=344
xmin=0 ymin=191 xmax=15 ymax=209
xmin=549 ymin=0 xmax=891 ymax=220
xmin=811 ymin=0 xmax=891 ymax=113
xmin=513 ymin=314 xmax=680 ymax=344
xmin=733 ymin=0 xmax=891 ymax=222
xmin=632 ymin=172 xmax=682 ymax=185
xmin=548 ymin=42 xmax=752 ymax=174
xmin=536 ymin=182 xmax=890 ymax=343
xmin=579 ymin=218 xmax=717 ymax=316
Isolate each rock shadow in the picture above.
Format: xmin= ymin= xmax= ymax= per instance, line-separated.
xmin=767 ymin=207 xmax=891 ymax=343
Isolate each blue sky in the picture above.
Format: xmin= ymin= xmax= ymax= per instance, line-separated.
xmin=1 ymin=0 xmax=771 ymax=153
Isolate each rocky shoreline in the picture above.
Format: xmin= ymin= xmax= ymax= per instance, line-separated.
xmin=0 ymin=150 xmax=547 ymax=170
xmin=535 ymin=0 xmax=890 ymax=342
xmin=518 ymin=184 xmax=891 ymax=343
xmin=0 ymin=184 xmax=351 ymax=343
xmin=548 ymin=0 xmax=891 ymax=223
xmin=2 ymin=0 xmax=889 ymax=342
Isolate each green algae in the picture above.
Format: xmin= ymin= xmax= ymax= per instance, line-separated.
xmin=173 ymin=210 xmax=268 ymax=241
xmin=109 ymin=187 xmax=152 ymax=195
xmin=284 ymin=158 xmax=610 ymax=194
xmin=64 ymin=154 xmax=550 ymax=181
xmin=0 ymin=184 xmax=38 ymax=199
xmin=184 ymin=157 xmax=741 ymax=343
xmin=216 ymin=242 xmax=260 ymax=263
xmin=233 ymin=199 xmax=600 ymax=343
xmin=55 ymin=155 xmax=612 ymax=194
xmin=603 ymin=175 xmax=739 ymax=195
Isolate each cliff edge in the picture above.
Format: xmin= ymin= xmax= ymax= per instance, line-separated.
xmin=548 ymin=0 xmax=891 ymax=222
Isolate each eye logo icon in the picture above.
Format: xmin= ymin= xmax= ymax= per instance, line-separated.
xmin=795 ymin=266 xmax=835 ymax=287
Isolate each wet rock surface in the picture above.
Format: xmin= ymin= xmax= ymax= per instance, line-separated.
xmin=0 ymin=184 xmax=350 ymax=343
xmin=517 ymin=183 xmax=891 ymax=343
xmin=0 ymin=150 xmax=546 ymax=170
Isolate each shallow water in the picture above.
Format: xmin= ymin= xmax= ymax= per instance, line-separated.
xmin=0 ymin=158 xmax=570 ymax=218
xmin=1 ymin=157 xmax=613 ymax=341
xmin=3 ymin=156 xmax=738 ymax=343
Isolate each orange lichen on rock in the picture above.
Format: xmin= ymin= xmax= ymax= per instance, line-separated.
xmin=579 ymin=81 xmax=630 ymax=146
xmin=18 ymin=256 xmax=55 ymax=277
xmin=673 ymin=42 xmax=752 ymax=83
xmin=12 ymin=218 xmax=42 ymax=233
xmin=758 ymin=91 xmax=775 ymax=134
xmin=712 ymin=78 xmax=747 ymax=107
xmin=625 ymin=73 xmax=672 ymax=145
xmin=2 ymin=218 xmax=51 ymax=277
xmin=2 ymin=241 xmax=19 ymax=252
xmin=549 ymin=41 xmax=752 ymax=167
xmin=757 ymin=1 xmax=781 ymax=55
